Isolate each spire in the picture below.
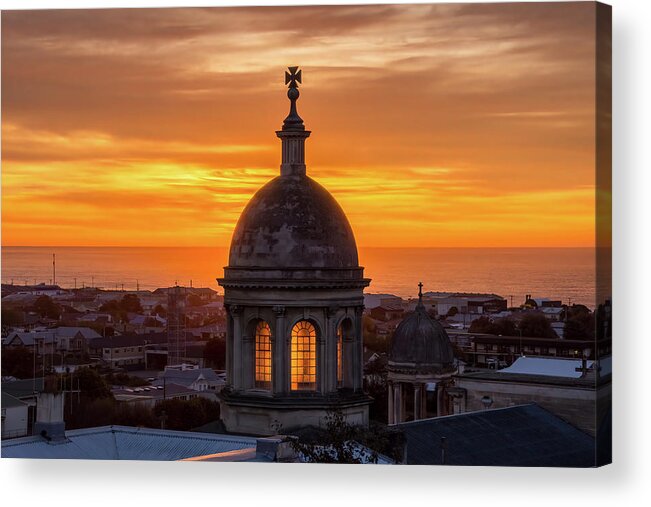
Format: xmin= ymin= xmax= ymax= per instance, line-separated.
xmin=416 ymin=282 xmax=425 ymax=311
xmin=276 ymin=66 xmax=311 ymax=177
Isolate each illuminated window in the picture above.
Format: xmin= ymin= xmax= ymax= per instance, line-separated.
xmin=291 ymin=320 xmax=317 ymax=391
xmin=255 ymin=321 xmax=272 ymax=389
xmin=337 ymin=324 xmax=344 ymax=386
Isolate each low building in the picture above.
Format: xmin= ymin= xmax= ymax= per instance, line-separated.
xmin=450 ymin=355 xmax=612 ymax=435
xmin=1 ymin=377 xmax=45 ymax=436
xmin=1 ymin=392 xmax=29 ymax=439
xmin=88 ymin=332 xmax=169 ymax=368
xmin=397 ymin=404 xmax=596 ymax=466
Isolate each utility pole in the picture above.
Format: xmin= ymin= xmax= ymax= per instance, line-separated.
xmin=52 ymin=253 xmax=56 ymax=285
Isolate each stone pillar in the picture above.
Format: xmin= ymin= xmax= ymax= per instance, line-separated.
xmin=317 ymin=312 xmax=327 ymax=394
xmin=437 ymin=381 xmax=447 ymax=417
xmin=230 ymin=305 xmax=242 ymax=391
xmin=388 ymin=382 xmax=394 ymax=425
xmin=393 ymin=382 xmax=402 ymax=424
xmin=353 ymin=306 xmax=364 ymax=391
xmin=242 ymin=324 xmax=254 ymax=390
xmin=421 ymin=383 xmax=428 ymax=418
xmin=414 ymin=384 xmax=422 ymax=421
xmin=326 ymin=307 xmax=338 ymax=393
xmin=272 ymin=306 xmax=286 ymax=395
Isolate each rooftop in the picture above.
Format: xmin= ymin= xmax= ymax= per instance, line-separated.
xmin=397 ymin=404 xmax=596 ymax=467
xmin=1 ymin=426 xmax=257 ymax=461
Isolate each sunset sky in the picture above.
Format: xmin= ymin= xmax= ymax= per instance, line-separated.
xmin=2 ymin=3 xmax=599 ymax=248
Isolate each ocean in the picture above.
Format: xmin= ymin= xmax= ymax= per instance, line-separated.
xmin=1 ymin=246 xmax=596 ymax=307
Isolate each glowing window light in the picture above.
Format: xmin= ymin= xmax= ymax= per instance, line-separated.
xmin=291 ymin=320 xmax=317 ymax=391
xmin=337 ymin=324 xmax=344 ymax=387
xmin=255 ymin=321 xmax=272 ymax=389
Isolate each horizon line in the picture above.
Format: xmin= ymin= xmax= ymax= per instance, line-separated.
xmin=1 ymin=245 xmax=597 ymax=249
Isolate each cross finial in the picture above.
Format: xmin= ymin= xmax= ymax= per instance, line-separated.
xmin=418 ymin=282 xmax=423 ymax=298
xmin=282 ymin=66 xmax=305 ymax=131
xmin=285 ymin=66 xmax=302 ymax=89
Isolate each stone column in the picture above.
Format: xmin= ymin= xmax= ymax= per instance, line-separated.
xmin=317 ymin=312 xmax=327 ymax=394
xmin=414 ymin=384 xmax=422 ymax=421
xmin=436 ymin=381 xmax=447 ymax=417
xmin=388 ymin=382 xmax=394 ymax=425
xmin=272 ymin=306 xmax=286 ymax=395
xmin=326 ymin=307 xmax=338 ymax=393
xmin=421 ymin=383 xmax=428 ymax=418
xmin=353 ymin=306 xmax=364 ymax=391
xmin=393 ymin=382 xmax=402 ymax=424
xmin=230 ymin=305 xmax=242 ymax=391
xmin=242 ymin=322 xmax=254 ymax=390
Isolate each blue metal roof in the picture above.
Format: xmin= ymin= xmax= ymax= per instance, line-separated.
xmin=1 ymin=426 xmax=257 ymax=461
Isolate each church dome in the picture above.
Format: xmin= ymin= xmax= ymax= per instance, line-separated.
xmin=389 ymin=290 xmax=455 ymax=368
xmin=228 ymin=174 xmax=359 ymax=269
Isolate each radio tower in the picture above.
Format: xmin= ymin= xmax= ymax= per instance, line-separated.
xmin=167 ymin=285 xmax=187 ymax=368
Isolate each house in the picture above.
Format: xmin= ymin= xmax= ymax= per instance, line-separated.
xmin=88 ymin=332 xmax=169 ymax=369
xmin=112 ymin=383 xmax=200 ymax=407
xmin=1 ymin=392 xmax=30 ymax=439
xmin=4 ymin=331 xmax=57 ymax=355
xmin=1 ymin=377 xmax=45 ymax=436
xmin=464 ymin=333 xmax=611 ymax=367
xmin=369 ymin=306 xmax=405 ymax=322
xmin=154 ymin=366 xmax=224 ymax=393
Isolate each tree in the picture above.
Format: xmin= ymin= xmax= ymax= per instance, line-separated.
xmin=1 ymin=306 xmax=24 ymax=328
xmin=100 ymin=294 xmax=143 ymax=323
xmin=32 ymin=295 xmax=61 ymax=319
xmin=447 ymin=306 xmax=459 ymax=317
xmin=364 ymin=355 xmax=388 ymax=423
xmin=153 ymin=397 xmax=220 ymax=431
xmin=153 ymin=304 xmax=167 ymax=318
xmin=120 ymin=294 xmax=143 ymax=314
xmin=291 ymin=409 xmax=378 ymax=464
xmin=1 ymin=347 xmax=34 ymax=379
xmin=518 ymin=313 xmax=557 ymax=338
xmin=203 ymin=338 xmax=226 ymax=369
xmin=62 ymin=367 xmax=112 ymax=399
xmin=187 ymin=294 xmax=204 ymax=307
xmin=469 ymin=316 xmax=517 ymax=336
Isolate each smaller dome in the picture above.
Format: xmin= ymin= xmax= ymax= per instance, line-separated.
xmin=389 ymin=300 xmax=455 ymax=369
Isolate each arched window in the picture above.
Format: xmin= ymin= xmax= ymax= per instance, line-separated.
xmin=291 ymin=320 xmax=317 ymax=391
xmin=337 ymin=324 xmax=344 ymax=387
xmin=255 ymin=321 xmax=272 ymax=389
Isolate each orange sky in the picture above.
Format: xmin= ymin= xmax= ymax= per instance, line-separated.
xmin=1 ymin=3 xmax=600 ymax=248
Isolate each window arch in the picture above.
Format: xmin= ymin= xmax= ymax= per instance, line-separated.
xmin=290 ymin=320 xmax=317 ymax=391
xmin=255 ymin=321 xmax=272 ymax=389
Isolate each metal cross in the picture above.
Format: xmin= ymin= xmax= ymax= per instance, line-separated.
xmin=418 ymin=281 xmax=423 ymax=297
xmin=285 ymin=66 xmax=302 ymax=88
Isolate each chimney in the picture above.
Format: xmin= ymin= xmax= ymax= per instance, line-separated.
xmin=34 ymin=376 xmax=66 ymax=441
xmin=255 ymin=435 xmax=298 ymax=462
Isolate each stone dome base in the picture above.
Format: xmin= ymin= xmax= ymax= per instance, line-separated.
xmin=219 ymin=391 xmax=371 ymax=436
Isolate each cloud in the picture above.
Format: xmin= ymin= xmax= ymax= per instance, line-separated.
xmin=1 ymin=3 xmax=599 ymax=247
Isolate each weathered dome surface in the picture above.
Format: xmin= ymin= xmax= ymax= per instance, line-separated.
xmin=389 ymin=306 xmax=455 ymax=367
xmin=228 ymin=174 xmax=359 ymax=269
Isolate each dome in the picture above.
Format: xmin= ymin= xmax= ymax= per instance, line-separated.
xmin=389 ymin=302 xmax=455 ymax=368
xmin=228 ymin=174 xmax=359 ymax=269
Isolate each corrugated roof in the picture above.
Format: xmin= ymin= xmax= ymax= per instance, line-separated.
xmin=499 ymin=356 xmax=591 ymax=378
xmin=397 ymin=404 xmax=595 ymax=467
xmin=2 ymin=378 xmax=45 ymax=399
xmin=1 ymin=426 xmax=256 ymax=461
xmin=2 ymin=392 xmax=28 ymax=409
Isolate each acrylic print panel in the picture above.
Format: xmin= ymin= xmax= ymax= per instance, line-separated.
xmin=0 ymin=1 xmax=611 ymax=467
